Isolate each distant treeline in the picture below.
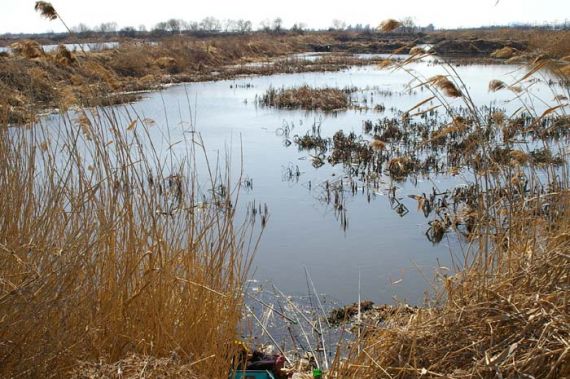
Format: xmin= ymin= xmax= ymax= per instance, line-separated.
xmin=1 ymin=17 xmax=569 ymax=40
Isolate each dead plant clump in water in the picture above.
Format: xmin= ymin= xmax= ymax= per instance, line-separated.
xmin=260 ymin=85 xmax=351 ymax=112
xmin=369 ymin=138 xmax=386 ymax=151
xmin=387 ymin=156 xmax=417 ymax=179
xmin=0 ymin=108 xmax=256 ymax=377
xmin=334 ymin=192 xmax=570 ymax=378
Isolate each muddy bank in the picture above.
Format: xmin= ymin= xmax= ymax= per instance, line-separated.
xmin=309 ymin=32 xmax=527 ymax=57
xmin=1 ymin=34 xmax=388 ymax=124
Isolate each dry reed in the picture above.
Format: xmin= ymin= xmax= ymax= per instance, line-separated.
xmin=34 ymin=1 xmax=57 ymax=20
xmin=334 ymin=195 xmax=570 ymax=377
xmin=488 ymin=79 xmax=507 ymax=92
xmin=378 ymin=19 xmax=402 ymax=33
xmin=9 ymin=40 xmax=45 ymax=59
xmin=428 ymin=75 xmax=462 ymax=97
xmin=260 ymin=85 xmax=351 ymax=112
xmin=0 ymin=105 xmax=258 ymax=377
xmin=331 ymin=40 xmax=570 ymax=379
xmin=491 ymin=46 xmax=517 ymax=59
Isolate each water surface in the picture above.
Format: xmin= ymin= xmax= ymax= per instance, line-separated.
xmin=42 ymin=57 xmax=562 ymax=304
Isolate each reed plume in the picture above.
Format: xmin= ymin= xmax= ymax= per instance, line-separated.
xmin=34 ymin=1 xmax=57 ymax=20
xmin=488 ymin=79 xmax=507 ymax=92
xmin=378 ymin=19 xmax=401 ymax=33
xmin=428 ymin=75 xmax=462 ymax=97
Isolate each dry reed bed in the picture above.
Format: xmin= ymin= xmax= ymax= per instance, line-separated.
xmin=4 ymin=26 xmax=564 ymax=125
xmin=260 ymin=85 xmax=353 ymax=112
xmin=333 ymin=193 xmax=570 ymax=377
xmin=0 ymin=107 xmax=258 ymax=377
xmin=322 ymin=31 xmax=570 ymax=377
xmin=70 ymin=353 xmax=200 ymax=378
xmin=0 ymin=34 xmax=340 ymax=125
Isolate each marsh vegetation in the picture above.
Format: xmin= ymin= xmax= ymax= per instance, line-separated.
xmin=1 ymin=4 xmax=569 ymax=378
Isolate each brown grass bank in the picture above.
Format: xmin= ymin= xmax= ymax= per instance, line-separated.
xmin=0 ymin=33 xmax=338 ymax=124
xmin=333 ymin=192 xmax=569 ymax=377
xmin=4 ymin=27 xmax=568 ymax=125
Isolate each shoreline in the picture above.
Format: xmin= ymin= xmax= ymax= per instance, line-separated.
xmin=3 ymin=30 xmax=556 ymax=125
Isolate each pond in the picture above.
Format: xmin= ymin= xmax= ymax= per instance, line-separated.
xmin=40 ymin=55 xmax=563 ymax=305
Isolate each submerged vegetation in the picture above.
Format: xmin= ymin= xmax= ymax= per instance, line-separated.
xmin=327 ymin=30 xmax=568 ymax=378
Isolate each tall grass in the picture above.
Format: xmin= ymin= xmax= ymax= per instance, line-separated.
xmin=331 ymin=34 xmax=570 ymax=378
xmin=0 ymin=105 xmax=257 ymax=377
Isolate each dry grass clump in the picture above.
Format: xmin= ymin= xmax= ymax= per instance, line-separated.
xmin=9 ymin=40 xmax=45 ymax=59
xmin=509 ymin=149 xmax=530 ymax=165
xmin=430 ymin=120 xmax=469 ymax=143
xmin=0 ymin=108 xmax=256 ymax=377
xmin=156 ymin=56 xmax=177 ymax=69
xmin=369 ymin=138 xmax=386 ymax=151
xmin=409 ymin=46 xmax=426 ymax=56
xmin=560 ymin=64 xmax=570 ymax=78
xmin=387 ymin=156 xmax=416 ymax=179
xmin=71 ymin=353 xmax=202 ymax=379
xmin=334 ymin=191 xmax=570 ymax=378
xmin=378 ymin=19 xmax=402 ymax=33
xmin=260 ymin=85 xmax=351 ymax=112
xmin=528 ymin=30 xmax=570 ymax=58
xmin=491 ymin=46 xmax=517 ymax=59
xmin=54 ymin=44 xmax=75 ymax=65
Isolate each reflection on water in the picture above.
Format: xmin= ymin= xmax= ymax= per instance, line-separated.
xmin=41 ymin=58 xmax=562 ymax=304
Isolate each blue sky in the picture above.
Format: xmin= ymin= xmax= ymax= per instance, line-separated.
xmin=1 ymin=0 xmax=569 ymax=34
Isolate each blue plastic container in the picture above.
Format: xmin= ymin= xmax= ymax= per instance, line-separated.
xmin=230 ymin=370 xmax=276 ymax=379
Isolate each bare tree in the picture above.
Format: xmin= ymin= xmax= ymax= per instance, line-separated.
xmin=200 ymin=17 xmax=221 ymax=32
xmin=97 ymin=22 xmax=118 ymax=34
xmin=290 ymin=22 xmax=306 ymax=34
xmin=272 ymin=17 xmax=283 ymax=33
xmin=224 ymin=19 xmax=238 ymax=32
xmin=331 ymin=19 xmax=347 ymax=30
xmin=119 ymin=26 xmax=136 ymax=37
xmin=259 ymin=19 xmax=272 ymax=32
xmin=401 ymin=17 xmax=416 ymax=33
xmin=153 ymin=21 xmax=168 ymax=32
xmin=166 ymin=18 xmax=182 ymax=33
xmin=72 ymin=23 xmax=91 ymax=33
xmin=236 ymin=19 xmax=252 ymax=33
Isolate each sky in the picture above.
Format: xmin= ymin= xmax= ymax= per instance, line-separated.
xmin=1 ymin=0 xmax=569 ymax=34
